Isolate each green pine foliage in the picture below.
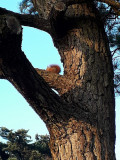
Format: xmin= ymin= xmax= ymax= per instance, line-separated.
xmin=0 ymin=127 xmax=52 ymax=160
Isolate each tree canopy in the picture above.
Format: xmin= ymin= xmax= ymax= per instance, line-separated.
xmin=0 ymin=127 xmax=51 ymax=160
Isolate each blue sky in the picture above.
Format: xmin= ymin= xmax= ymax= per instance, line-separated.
xmin=0 ymin=0 xmax=120 ymax=159
xmin=0 ymin=0 xmax=61 ymax=139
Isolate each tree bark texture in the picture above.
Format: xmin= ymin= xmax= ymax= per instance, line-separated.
xmin=0 ymin=1 xmax=116 ymax=160
xmin=48 ymin=3 xmax=115 ymax=160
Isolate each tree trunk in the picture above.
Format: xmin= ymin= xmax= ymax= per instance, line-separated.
xmin=47 ymin=3 xmax=115 ymax=160
xmin=0 ymin=1 xmax=116 ymax=160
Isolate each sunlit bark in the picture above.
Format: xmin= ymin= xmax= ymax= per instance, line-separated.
xmin=0 ymin=0 xmax=116 ymax=159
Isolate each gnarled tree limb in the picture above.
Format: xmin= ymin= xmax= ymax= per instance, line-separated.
xmin=36 ymin=68 xmax=73 ymax=94
xmin=0 ymin=7 xmax=51 ymax=33
xmin=0 ymin=15 xmax=92 ymax=124
xmin=0 ymin=15 xmax=67 ymax=123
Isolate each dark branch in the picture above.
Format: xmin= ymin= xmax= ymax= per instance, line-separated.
xmin=0 ymin=7 xmax=51 ymax=33
xmin=0 ymin=16 xmax=66 ymax=123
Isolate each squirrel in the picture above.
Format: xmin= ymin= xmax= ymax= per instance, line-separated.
xmin=46 ymin=65 xmax=61 ymax=74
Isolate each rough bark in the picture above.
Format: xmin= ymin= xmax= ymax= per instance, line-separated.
xmin=0 ymin=0 xmax=116 ymax=160
xmin=48 ymin=3 xmax=115 ymax=159
xmin=36 ymin=69 xmax=73 ymax=94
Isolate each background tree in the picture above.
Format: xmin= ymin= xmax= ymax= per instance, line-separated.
xmin=0 ymin=142 xmax=9 ymax=160
xmin=97 ymin=2 xmax=120 ymax=94
xmin=0 ymin=127 xmax=32 ymax=160
xmin=0 ymin=127 xmax=51 ymax=160
xmin=34 ymin=134 xmax=51 ymax=157
xmin=0 ymin=0 xmax=120 ymax=159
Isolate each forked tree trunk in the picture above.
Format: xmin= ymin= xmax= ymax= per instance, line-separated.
xmin=0 ymin=1 xmax=116 ymax=160
xmin=46 ymin=3 xmax=115 ymax=160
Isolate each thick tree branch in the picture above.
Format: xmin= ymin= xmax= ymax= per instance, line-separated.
xmin=0 ymin=7 xmax=51 ymax=33
xmin=0 ymin=65 xmax=73 ymax=95
xmin=35 ymin=68 xmax=73 ymax=94
xmin=0 ymin=15 xmax=94 ymax=124
xmin=0 ymin=16 xmax=67 ymax=123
